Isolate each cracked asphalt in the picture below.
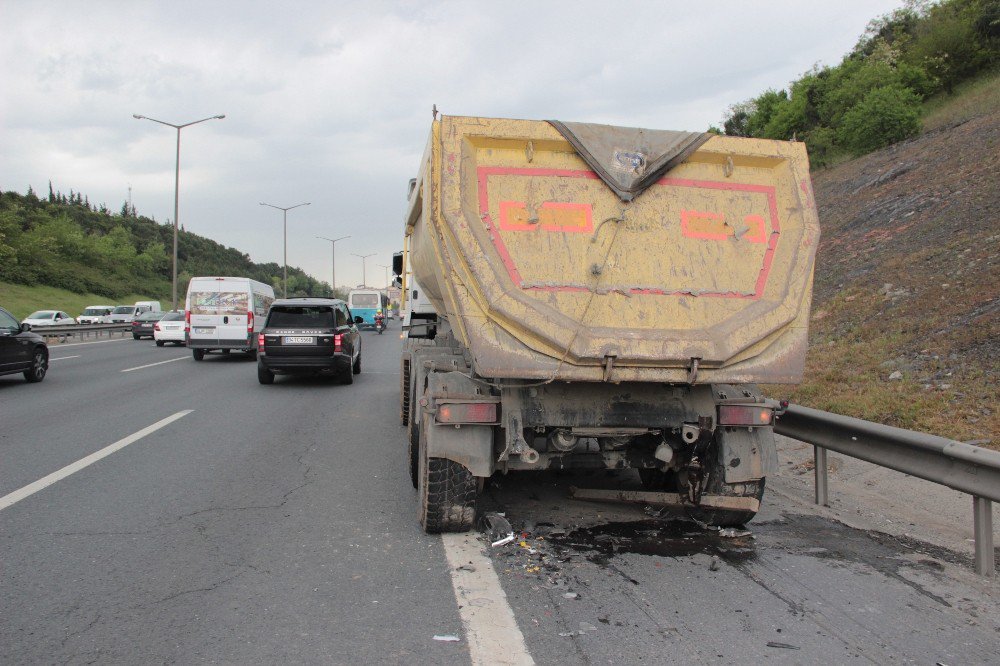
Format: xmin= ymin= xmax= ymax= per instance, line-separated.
xmin=2 ymin=329 xmax=998 ymax=664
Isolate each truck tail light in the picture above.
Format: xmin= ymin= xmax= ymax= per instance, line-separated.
xmin=247 ymin=311 xmax=254 ymax=338
xmin=334 ymin=334 xmax=343 ymax=352
xmin=257 ymin=333 xmax=265 ymax=351
xmin=718 ymin=405 xmax=773 ymax=426
xmin=184 ymin=310 xmax=191 ymax=334
xmin=437 ymin=402 xmax=497 ymax=424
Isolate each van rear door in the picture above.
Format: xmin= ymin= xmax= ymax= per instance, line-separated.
xmin=188 ymin=279 xmax=252 ymax=348
xmin=214 ymin=279 xmax=251 ymax=346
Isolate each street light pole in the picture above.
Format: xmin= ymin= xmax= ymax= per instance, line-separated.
xmin=132 ymin=113 xmax=225 ymax=311
xmin=352 ymin=253 xmax=374 ymax=288
xmin=378 ymin=264 xmax=391 ymax=289
xmin=317 ymin=235 xmax=350 ymax=296
xmin=260 ymin=202 xmax=310 ymax=297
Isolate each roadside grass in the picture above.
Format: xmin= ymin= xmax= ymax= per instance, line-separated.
xmin=767 ymin=285 xmax=999 ymax=449
xmin=0 ymin=281 xmax=162 ymax=320
xmin=922 ymin=68 xmax=1000 ymax=132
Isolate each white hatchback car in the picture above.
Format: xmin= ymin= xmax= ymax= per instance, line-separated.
xmin=153 ymin=311 xmax=186 ymax=346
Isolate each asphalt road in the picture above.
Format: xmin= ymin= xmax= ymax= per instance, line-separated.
xmin=1 ymin=327 xmax=997 ymax=664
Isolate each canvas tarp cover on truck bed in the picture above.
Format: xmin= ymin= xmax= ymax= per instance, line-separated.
xmin=548 ymin=121 xmax=710 ymax=201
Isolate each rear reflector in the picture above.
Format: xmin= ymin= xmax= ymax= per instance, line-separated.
xmin=718 ymin=405 xmax=773 ymax=426
xmin=437 ymin=402 xmax=497 ymax=424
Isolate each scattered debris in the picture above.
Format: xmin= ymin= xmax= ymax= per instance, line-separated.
xmin=888 ymin=370 xmax=903 ymax=381
xmin=709 ymin=556 xmax=720 ymax=571
xmin=562 ymin=592 xmax=579 ymax=600
xmin=718 ymin=528 xmax=752 ymax=538
xmin=480 ymin=512 xmax=516 ymax=547
xmin=766 ymin=641 xmax=800 ymax=650
xmin=558 ymin=632 xmax=575 ymax=637
xmin=455 ymin=564 xmax=476 ymax=573
xmin=578 ymin=621 xmax=598 ymax=633
xmin=433 ymin=635 xmax=461 ymax=642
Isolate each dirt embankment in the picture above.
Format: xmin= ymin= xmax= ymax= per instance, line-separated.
xmin=780 ymin=109 xmax=999 ymax=445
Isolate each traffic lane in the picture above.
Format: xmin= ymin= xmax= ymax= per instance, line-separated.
xmin=0 ymin=348 xmax=247 ymax=497
xmin=1 ymin=334 xmax=468 ymax=664
xmin=479 ymin=471 xmax=1000 ymax=664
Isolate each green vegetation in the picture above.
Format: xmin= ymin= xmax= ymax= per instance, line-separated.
xmin=0 ymin=281 xmax=154 ymax=320
xmin=0 ymin=187 xmax=334 ymax=308
xmin=720 ymin=0 xmax=1000 ymax=165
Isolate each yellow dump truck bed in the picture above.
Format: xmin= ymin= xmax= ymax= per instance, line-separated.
xmin=406 ymin=116 xmax=819 ymax=384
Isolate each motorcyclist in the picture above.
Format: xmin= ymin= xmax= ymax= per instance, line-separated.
xmin=375 ymin=308 xmax=385 ymax=333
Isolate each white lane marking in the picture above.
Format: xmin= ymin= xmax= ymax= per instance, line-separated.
xmin=0 ymin=410 xmax=193 ymax=512
xmin=442 ymin=533 xmax=534 ymax=665
xmin=48 ymin=355 xmax=80 ymax=361
xmin=49 ymin=337 xmax=130 ymax=348
xmin=120 ymin=357 xmax=187 ymax=373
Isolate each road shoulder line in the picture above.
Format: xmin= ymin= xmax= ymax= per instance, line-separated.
xmin=441 ymin=533 xmax=534 ymax=666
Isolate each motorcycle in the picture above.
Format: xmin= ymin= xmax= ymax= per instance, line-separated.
xmin=374 ymin=314 xmax=386 ymax=334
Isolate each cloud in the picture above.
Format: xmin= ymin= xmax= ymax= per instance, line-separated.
xmin=1 ymin=0 xmax=904 ymax=287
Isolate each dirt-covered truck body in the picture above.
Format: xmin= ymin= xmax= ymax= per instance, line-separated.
xmin=400 ymin=115 xmax=819 ymax=532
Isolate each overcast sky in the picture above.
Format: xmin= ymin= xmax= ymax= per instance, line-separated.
xmin=1 ymin=0 xmax=903 ymax=290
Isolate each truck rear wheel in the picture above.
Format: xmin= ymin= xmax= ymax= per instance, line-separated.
xmin=417 ymin=414 xmax=476 ymax=533
xmin=192 ymin=349 xmax=205 ymax=361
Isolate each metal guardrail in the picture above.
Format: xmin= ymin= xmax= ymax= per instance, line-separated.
xmin=772 ymin=402 xmax=998 ymax=577
xmin=33 ymin=323 xmax=131 ymax=342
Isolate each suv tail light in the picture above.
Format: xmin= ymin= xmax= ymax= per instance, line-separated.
xmin=437 ymin=402 xmax=498 ymax=424
xmin=154 ymin=323 xmax=161 ymax=331
xmin=718 ymin=405 xmax=773 ymax=426
xmin=257 ymin=333 xmax=265 ymax=351
xmin=334 ymin=334 xmax=343 ymax=352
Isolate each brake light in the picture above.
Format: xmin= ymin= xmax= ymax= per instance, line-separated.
xmin=247 ymin=311 xmax=254 ymax=336
xmin=437 ymin=402 xmax=497 ymax=423
xmin=154 ymin=323 xmax=161 ymax=331
xmin=184 ymin=310 xmax=191 ymax=333
xmin=257 ymin=333 xmax=265 ymax=351
xmin=132 ymin=321 xmax=139 ymax=327
xmin=718 ymin=405 xmax=773 ymax=426
xmin=334 ymin=334 xmax=343 ymax=352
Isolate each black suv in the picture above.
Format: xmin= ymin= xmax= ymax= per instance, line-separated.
xmin=0 ymin=306 xmax=49 ymax=382
xmin=257 ymin=298 xmax=362 ymax=385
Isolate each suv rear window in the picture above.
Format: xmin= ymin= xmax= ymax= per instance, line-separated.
xmin=267 ymin=306 xmax=335 ymax=328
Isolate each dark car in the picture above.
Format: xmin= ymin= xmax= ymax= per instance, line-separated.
xmin=0 ymin=306 xmax=49 ymax=383
xmin=131 ymin=311 xmax=166 ymax=339
xmin=257 ymin=298 xmax=361 ymax=385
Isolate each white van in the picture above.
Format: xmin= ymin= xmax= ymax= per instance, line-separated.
xmin=109 ymin=301 xmax=161 ymax=323
xmin=78 ymin=305 xmax=116 ymax=324
xmin=185 ymin=277 xmax=275 ymax=361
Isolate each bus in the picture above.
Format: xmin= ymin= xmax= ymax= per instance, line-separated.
xmin=348 ymin=289 xmax=388 ymax=328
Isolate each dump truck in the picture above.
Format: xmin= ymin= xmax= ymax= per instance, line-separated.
xmin=398 ymin=115 xmax=819 ymax=533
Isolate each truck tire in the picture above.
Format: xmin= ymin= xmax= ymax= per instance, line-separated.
xmin=192 ymin=349 xmax=205 ymax=361
xmin=400 ymin=356 xmax=411 ymax=426
xmin=417 ymin=414 xmax=476 ymax=533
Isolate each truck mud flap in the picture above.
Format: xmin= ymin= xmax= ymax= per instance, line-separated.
xmin=718 ymin=427 xmax=777 ymax=484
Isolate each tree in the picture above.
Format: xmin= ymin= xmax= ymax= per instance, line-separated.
xmin=839 ymin=85 xmax=922 ymax=154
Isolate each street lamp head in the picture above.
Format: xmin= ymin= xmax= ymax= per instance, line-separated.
xmin=132 ymin=114 xmax=144 ymax=119
xmin=215 ymin=114 xmax=226 ymax=119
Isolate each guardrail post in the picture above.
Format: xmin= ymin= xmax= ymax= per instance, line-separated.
xmin=973 ymin=496 xmax=994 ymax=577
xmin=814 ymin=445 xmax=829 ymax=507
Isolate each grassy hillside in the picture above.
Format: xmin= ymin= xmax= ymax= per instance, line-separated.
xmin=772 ymin=77 xmax=999 ymax=447
xmin=1 ymin=281 xmax=156 ymax=320
xmin=0 ymin=189 xmax=332 ymax=304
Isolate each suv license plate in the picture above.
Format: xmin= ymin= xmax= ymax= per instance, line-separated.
xmin=194 ymin=327 xmax=213 ymax=334
xmin=284 ymin=336 xmax=315 ymax=344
